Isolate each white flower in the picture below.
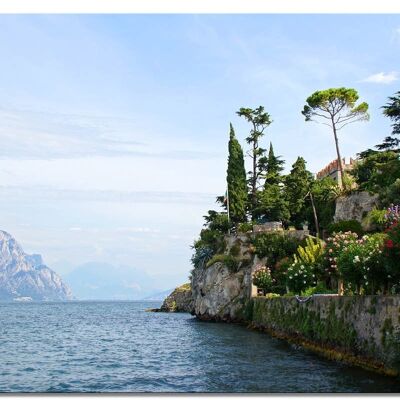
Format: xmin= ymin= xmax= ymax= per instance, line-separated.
xmin=353 ymin=255 xmax=360 ymax=263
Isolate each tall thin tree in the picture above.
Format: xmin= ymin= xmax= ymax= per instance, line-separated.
xmin=236 ymin=106 xmax=272 ymax=219
xmin=226 ymin=123 xmax=248 ymax=224
xmin=302 ymin=87 xmax=369 ymax=187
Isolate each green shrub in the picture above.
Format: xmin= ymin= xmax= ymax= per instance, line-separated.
xmin=237 ymin=222 xmax=254 ymax=233
xmin=206 ymin=254 xmax=239 ymax=272
xmin=337 ymin=233 xmax=387 ymax=294
xmin=264 ymin=293 xmax=281 ymax=299
xmin=252 ymin=232 xmax=301 ymax=265
xmin=301 ymin=282 xmax=336 ymax=296
xmin=327 ymin=220 xmax=363 ymax=236
xmin=364 ymin=208 xmax=387 ymax=232
xmin=191 ymin=246 xmax=214 ymax=269
xmin=286 ymin=260 xmax=316 ymax=294
xmin=294 ymin=237 xmax=325 ymax=267
xmin=384 ymin=221 xmax=400 ymax=285
xmin=229 ymin=242 xmax=241 ymax=257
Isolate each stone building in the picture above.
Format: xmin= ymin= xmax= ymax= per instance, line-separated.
xmin=316 ymin=157 xmax=355 ymax=183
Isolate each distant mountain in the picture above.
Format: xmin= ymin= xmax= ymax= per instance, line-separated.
xmin=64 ymin=262 xmax=164 ymax=300
xmin=0 ymin=230 xmax=73 ymax=301
xmin=141 ymin=288 xmax=174 ymax=301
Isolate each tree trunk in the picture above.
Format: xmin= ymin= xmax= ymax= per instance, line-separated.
xmin=252 ymin=141 xmax=257 ymax=220
xmin=309 ymin=191 xmax=320 ymax=238
xmin=332 ymin=121 xmax=345 ymax=189
xmin=338 ymin=279 xmax=344 ymax=295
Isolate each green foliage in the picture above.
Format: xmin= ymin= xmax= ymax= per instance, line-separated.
xmin=304 ymin=177 xmax=338 ymax=233
xmin=294 ymin=237 xmax=325 ymax=267
xmin=285 ymin=156 xmax=314 ymax=227
xmin=252 ymin=232 xmax=301 ymax=265
xmin=351 ymin=151 xmax=400 ymax=195
xmin=384 ymin=221 xmax=400 ymax=283
xmin=258 ymin=182 xmax=290 ymax=223
xmin=301 ymin=282 xmax=337 ymax=296
xmin=324 ymin=231 xmax=359 ymax=288
xmin=255 ymin=143 xmax=289 ymax=222
xmin=302 ymin=87 xmax=369 ymax=188
xmin=236 ymin=106 xmax=272 ymax=220
xmin=252 ymin=267 xmax=274 ymax=293
xmin=363 ymin=208 xmax=387 ymax=232
xmin=206 ymin=254 xmax=239 ymax=272
xmin=377 ymin=91 xmax=400 ymax=150
xmin=227 ymin=124 xmax=248 ymax=223
xmin=286 ymin=260 xmax=316 ymax=294
xmin=263 ymin=143 xmax=285 ymax=187
xmin=191 ymin=246 xmax=214 ymax=269
xmin=229 ymin=242 xmax=241 ymax=257
xmin=302 ymin=88 xmax=369 ymax=125
xmin=327 ymin=220 xmax=363 ymax=236
xmin=203 ymin=210 xmax=231 ymax=233
xmin=380 ymin=179 xmax=400 ymax=206
xmin=336 ymin=233 xmax=387 ymax=294
xmin=237 ymin=221 xmax=254 ymax=233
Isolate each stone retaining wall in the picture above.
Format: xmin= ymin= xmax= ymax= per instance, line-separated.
xmin=247 ymin=295 xmax=400 ymax=376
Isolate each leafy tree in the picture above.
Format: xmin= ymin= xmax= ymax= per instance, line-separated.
xmin=226 ymin=124 xmax=248 ymax=224
xmin=256 ymin=143 xmax=289 ymax=222
xmin=351 ymin=150 xmax=400 ymax=193
xmin=236 ymin=106 xmax=272 ymax=219
xmin=376 ymin=91 xmax=400 ymax=151
xmin=263 ymin=143 xmax=285 ymax=186
xmin=302 ymin=87 xmax=369 ymax=187
xmin=304 ymin=177 xmax=338 ymax=234
xmin=285 ymin=157 xmax=314 ymax=227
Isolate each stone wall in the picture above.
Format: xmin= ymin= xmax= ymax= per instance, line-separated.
xmin=334 ymin=191 xmax=379 ymax=223
xmin=248 ymin=295 xmax=400 ymax=376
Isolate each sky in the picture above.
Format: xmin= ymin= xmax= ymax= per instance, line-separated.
xmin=0 ymin=14 xmax=399 ymax=297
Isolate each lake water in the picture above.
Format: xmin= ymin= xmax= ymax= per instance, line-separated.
xmin=0 ymin=301 xmax=399 ymax=393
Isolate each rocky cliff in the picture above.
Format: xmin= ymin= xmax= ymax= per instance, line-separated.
xmin=191 ymin=234 xmax=258 ymax=321
xmin=0 ymin=230 xmax=73 ymax=301
xmin=160 ymin=283 xmax=193 ymax=312
xmin=334 ymin=191 xmax=379 ymax=223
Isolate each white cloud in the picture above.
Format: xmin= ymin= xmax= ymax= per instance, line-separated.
xmin=362 ymin=71 xmax=398 ymax=84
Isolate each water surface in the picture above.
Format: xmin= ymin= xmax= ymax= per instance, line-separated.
xmin=0 ymin=301 xmax=399 ymax=392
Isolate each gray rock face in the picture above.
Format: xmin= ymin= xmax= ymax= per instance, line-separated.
xmin=191 ymin=262 xmax=251 ymax=321
xmin=334 ymin=191 xmax=379 ymax=223
xmin=0 ymin=230 xmax=73 ymax=301
xmin=191 ymin=235 xmax=255 ymax=321
xmin=160 ymin=283 xmax=193 ymax=312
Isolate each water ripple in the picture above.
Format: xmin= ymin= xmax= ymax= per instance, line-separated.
xmin=0 ymin=301 xmax=399 ymax=392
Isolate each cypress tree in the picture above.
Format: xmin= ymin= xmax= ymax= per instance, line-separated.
xmin=257 ymin=143 xmax=289 ymax=222
xmin=227 ymin=123 xmax=248 ymax=224
xmin=264 ymin=143 xmax=285 ymax=186
xmin=285 ymin=156 xmax=314 ymax=227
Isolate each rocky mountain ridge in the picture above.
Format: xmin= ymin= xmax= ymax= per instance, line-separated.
xmin=0 ymin=230 xmax=73 ymax=301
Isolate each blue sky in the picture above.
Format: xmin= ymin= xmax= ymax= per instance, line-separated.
xmin=0 ymin=15 xmax=399 ymax=297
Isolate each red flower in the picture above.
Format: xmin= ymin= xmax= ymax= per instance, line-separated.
xmin=386 ymin=239 xmax=394 ymax=249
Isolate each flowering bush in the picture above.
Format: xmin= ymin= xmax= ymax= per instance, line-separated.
xmin=324 ymin=231 xmax=359 ymax=285
xmin=252 ymin=266 xmax=274 ymax=294
xmin=336 ymin=233 xmax=386 ymax=294
xmin=384 ymin=220 xmax=400 ymax=283
xmin=286 ymin=261 xmax=316 ymax=294
xmin=384 ymin=204 xmax=400 ymax=228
